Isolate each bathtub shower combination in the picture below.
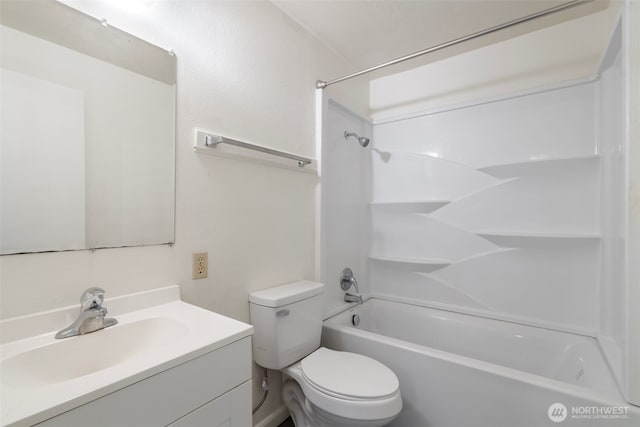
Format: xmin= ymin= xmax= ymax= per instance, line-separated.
xmin=323 ymin=299 xmax=639 ymax=426
xmin=318 ymin=8 xmax=638 ymax=427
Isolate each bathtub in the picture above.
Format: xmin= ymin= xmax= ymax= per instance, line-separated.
xmin=322 ymin=298 xmax=640 ymax=427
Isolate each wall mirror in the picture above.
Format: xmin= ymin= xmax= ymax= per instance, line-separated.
xmin=0 ymin=0 xmax=176 ymax=255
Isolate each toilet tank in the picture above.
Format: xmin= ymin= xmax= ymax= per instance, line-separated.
xmin=249 ymin=281 xmax=325 ymax=370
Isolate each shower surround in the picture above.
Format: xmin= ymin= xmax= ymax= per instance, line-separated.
xmin=370 ymin=80 xmax=600 ymax=333
xmin=318 ymin=10 xmax=638 ymax=426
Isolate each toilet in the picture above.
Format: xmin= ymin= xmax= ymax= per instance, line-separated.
xmin=249 ymin=280 xmax=402 ymax=427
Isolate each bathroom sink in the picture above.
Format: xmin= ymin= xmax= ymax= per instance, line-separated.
xmin=0 ymin=286 xmax=254 ymax=427
xmin=2 ymin=317 xmax=188 ymax=388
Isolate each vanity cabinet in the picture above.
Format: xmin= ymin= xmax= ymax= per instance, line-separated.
xmin=35 ymin=337 xmax=251 ymax=427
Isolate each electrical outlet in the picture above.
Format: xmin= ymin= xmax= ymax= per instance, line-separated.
xmin=192 ymin=252 xmax=208 ymax=280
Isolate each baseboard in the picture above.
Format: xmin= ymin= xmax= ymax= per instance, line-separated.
xmin=254 ymin=405 xmax=289 ymax=427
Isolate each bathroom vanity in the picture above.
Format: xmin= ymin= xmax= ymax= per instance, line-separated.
xmin=0 ymin=286 xmax=253 ymax=427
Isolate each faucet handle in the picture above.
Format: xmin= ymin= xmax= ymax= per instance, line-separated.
xmin=340 ymin=268 xmax=360 ymax=293
xmin=340 ymin=268 xmax=353 ymax=291
xmin=80 ymin=287 xmax=105 ymax=311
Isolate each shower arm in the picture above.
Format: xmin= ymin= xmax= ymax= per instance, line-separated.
xmin=344 ymin=131 xmax=370 ymax=147
xmin=316 ymin=0 xmax=592 ymax=89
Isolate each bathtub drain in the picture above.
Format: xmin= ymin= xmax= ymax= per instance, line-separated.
xmin=352 ymin=314 xmax=360 ymax=327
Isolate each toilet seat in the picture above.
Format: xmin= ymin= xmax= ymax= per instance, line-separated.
xmin=284 ymin=347 xmax=402 ymax=422
xmin=301 ymin=347 xmax=399 ymax=400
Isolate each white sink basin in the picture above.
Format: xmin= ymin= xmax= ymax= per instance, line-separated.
xmin=3 ymin=317 xmax=188 ymax=388
xmin=0 ymin=286 xmax=253 ymax=427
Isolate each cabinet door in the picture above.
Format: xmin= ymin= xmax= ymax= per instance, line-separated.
xmin=168 ymin=380 xmax=251 ymax=427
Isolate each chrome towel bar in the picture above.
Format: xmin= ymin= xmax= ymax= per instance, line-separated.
xmin=202 ymin=133 xmax=312 ymax=167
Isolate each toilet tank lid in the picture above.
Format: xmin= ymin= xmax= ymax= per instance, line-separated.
xmin=249 ymin=280 xmax=324 ymax=307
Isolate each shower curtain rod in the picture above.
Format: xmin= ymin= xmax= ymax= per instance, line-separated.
xmin=315 ymin=0 xmax=591 ymax=90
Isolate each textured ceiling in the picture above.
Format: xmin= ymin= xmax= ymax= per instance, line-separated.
xmin=273 ymin=0 xmax=607 ymax=79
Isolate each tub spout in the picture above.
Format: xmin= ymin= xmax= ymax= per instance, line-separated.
xmin=344 ymin=292 xmax=363 ymax=305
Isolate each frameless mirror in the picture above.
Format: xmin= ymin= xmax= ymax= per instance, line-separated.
xmin=0 ymin=0 xmax=176 ymax=254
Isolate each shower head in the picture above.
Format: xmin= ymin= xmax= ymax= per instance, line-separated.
xmin=344 ymin=131 xmax=370 ymax=147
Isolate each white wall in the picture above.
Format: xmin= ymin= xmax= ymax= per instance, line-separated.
xmin=319 ymin=99 xmax=371 ymax=316
xmin=623 ymin=0 xmax=640 ymax=407
xmin=597 ymin=18 xmax=626 ymax=393
xmin=0 ymin=1 xmax=368 ymax=425
xmin=370 ymin=9 xmax=609 ymax=122
xmin=596 ymin=0 xmax=640 ymax=406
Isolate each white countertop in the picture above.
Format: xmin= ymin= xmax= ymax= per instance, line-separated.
xmin=0 ymin=286 xmax=253 ymax=427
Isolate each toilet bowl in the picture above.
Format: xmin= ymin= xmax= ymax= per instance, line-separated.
xmin=282 ymin=347 xmax=402 ymax=427
xmin=248 ymin=281 xmax=402 ymax=426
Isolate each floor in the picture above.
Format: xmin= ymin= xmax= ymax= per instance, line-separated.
xmin=278 ymin=417 xmax=294 ymax=427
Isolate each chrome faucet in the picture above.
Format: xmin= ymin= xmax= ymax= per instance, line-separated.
xmin=55 ymin=287 xmax=118 ymax=339
xmin=340 ymin=267 xmax=363 ymax=304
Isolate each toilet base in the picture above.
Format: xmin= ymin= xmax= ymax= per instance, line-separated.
xmin=282 ymin=380 xmax=397 ymax=427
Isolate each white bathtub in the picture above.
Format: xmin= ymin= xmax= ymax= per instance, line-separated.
xmin=322 ymin=298 xmax=640 ymax=426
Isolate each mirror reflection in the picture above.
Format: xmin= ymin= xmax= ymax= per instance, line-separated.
xmin=0 ymin=0 xmax=176 ymax=255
